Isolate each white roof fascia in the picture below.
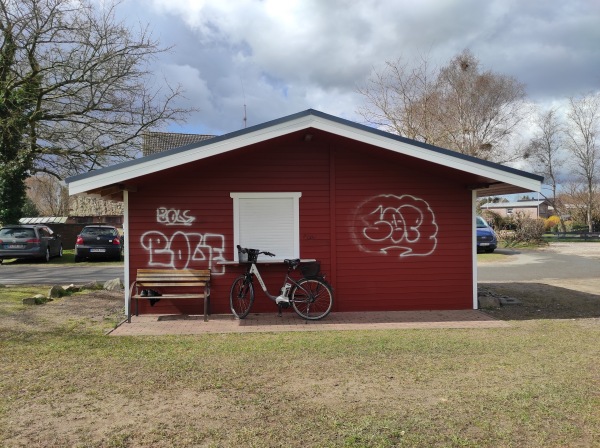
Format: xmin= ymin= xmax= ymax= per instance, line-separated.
xmin=69 ymin=113 xmax=541 ymax=196
xmin=308 ymin=116 xmax=541 ymax=193
xmin=68 ymin=115 xmax=316 ymax=196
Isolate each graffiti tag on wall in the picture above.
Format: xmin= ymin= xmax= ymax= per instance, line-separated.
xmin=140 ymin=208 xmax=225 ymax=274
xmin=156 ymin=207 xmax=195 ymax=226
xmin=351 ymin=194 xmax=438 ymax=257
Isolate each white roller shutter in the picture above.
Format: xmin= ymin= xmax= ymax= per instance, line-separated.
xmin=231 ymin=192 xmax=301 ymax=260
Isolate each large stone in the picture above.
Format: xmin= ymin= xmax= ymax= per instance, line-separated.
xmin=22 ymin=296 xmax=38 ymax=305
xmin=499 ymin=296 xmax=522 ymax=306
xmin=22 ymin=294 xmax=49 ymax=305
xmin=478 ymin=295 xmax=501 ymax=309
xmin=80 ymin=281 xmax=104 ymax=291
xmin=104 ymin=278 xmax=124 ymax=291
xmin=63 ymin=284 xmax=80 ymax=293
xmin=48 ymin=285 xmax=67 ymax=298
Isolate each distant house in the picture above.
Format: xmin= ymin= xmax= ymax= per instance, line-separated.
xmin=480 ymin=200 xmax=552 ymax=219
xmin=67 ymin=109 xmax=542 ymax=316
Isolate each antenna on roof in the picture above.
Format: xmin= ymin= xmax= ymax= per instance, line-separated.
xmin=240 ymin=78 xmax=247 ymax=128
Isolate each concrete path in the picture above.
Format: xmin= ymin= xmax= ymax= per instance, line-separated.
xmin=109 ymin=310 xmax=509 ymax=336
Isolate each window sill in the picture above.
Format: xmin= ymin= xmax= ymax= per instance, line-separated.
xmin=218 ymin=258 xmax=316 ymax=266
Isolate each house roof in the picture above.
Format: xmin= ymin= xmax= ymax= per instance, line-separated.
xmin=19 ymin=217 xmax=68 ymax=224
xmin=142 ymin=131 xmax=214 ymax=156
xmin=66 ymin=109 xmax=543 ymax=201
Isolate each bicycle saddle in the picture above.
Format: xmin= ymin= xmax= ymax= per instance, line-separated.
xmin=284 ymin=259 xmax=301 ymax=268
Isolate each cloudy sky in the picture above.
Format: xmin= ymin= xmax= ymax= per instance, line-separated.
xmin=119 ymin=0 xmax=600 ymax=137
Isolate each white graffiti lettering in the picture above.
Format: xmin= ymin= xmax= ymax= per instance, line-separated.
xmin=352 ymin=194 xmax=438 ymax=257
xmin=156 ymin=207 xmax=196 ymax=226
xmin=140 ymin=230 xmax=226 ymax=274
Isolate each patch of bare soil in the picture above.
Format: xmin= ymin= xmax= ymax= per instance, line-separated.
xmin=2 ymin=290 xmax=124 ymax=335
xmin=479 ymin=282 xmax=600 ymax=321
xmin=480 ymin=242 xmax=600 ymax=321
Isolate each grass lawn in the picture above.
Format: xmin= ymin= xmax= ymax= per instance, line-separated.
xmin=1 ymin=287 xmax=599 ymax=447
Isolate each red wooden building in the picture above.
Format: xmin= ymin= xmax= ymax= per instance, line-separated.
xmin=67 ymin=110 xmax=542 ymax=316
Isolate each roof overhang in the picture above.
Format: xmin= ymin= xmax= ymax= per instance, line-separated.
xmin=67 ymin=109 xmax=542 ymax=200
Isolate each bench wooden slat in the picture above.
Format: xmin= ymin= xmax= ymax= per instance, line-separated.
xmin=137 ymin=269 xmax=210 ymax=275
xmin=133 ymin=294 xmax=206 ymax=299
xmin=137 ymin=281 xmax=208 ymax=287
xmin=137 ymin=275 xmax=210 ymax=280
xmin=137 ymin=274 xmax=210 ymax=278
xmin=127 ymin=268 xmax=211 ymax=323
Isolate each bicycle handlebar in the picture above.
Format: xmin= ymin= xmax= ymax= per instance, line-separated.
xmin=237 ymin=245 xmax=276 ymax=257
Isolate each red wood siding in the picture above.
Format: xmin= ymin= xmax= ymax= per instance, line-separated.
xmin=127 ymin=130 xmax=475 ymax=315
xmin=332 ymin=141 xmax=473 ymax=311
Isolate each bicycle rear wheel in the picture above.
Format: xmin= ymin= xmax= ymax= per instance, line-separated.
xmin=229 ymin=276 xmax=254 ymax=319
xmin=291 ymin=278 xmax=333 ymax=320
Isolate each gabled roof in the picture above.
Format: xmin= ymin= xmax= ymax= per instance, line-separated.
xmin=67 ymin=109 xmax=543 ymax=200
xmin=142 ymin=131 xmax=214 ymax=156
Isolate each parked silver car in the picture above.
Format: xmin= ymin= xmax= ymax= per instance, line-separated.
xmin=0 ymin=225 xmax=63 ymax=263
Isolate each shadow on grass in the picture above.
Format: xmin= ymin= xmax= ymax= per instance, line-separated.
xmin=2 ymin=253 xmax=123 ymax=266
xmin=480 ymin=282 xmax=600 ymax=320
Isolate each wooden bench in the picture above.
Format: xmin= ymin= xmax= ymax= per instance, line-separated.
xmin=127 ymin=269 xmax=211 ymax=322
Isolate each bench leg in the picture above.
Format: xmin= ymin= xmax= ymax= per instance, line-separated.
xmin=204 ymin=295 xmax=208 ymax=322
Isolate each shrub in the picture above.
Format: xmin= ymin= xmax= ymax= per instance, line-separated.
xmin=496 ymin=229 xmax=517 ymax=247
xmin=544 ymin=215 xmax=561 ymax=231
xmin=497 ymin=212 xmax=545 ymax=246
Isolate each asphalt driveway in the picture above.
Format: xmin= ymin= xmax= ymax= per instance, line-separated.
xmin=478 ymin=243 xmax=600 ymax=283
xmin=0 ymin=264 xmax=124 ymax=285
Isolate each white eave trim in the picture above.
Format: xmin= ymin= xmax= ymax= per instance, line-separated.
xmin=68 ymin=114 xmax=541 ymax=196
xmin=309 ymin=117 xmax=541 ymax=193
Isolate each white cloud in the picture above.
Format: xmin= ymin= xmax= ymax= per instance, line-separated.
xmin=119 ymin=0 xmax=600 ymax=135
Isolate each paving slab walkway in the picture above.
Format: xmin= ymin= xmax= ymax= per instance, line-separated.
xmin=109 ymin=310 xmax=508 ymax=336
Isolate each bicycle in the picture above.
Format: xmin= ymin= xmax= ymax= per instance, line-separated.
xmin=229 ymin=245 xmax=334 ymax=320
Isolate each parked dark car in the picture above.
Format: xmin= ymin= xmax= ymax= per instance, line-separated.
xmin=75 ymin=225 xmax=123 ymax=262
xmin=477 ymin=216 xmax=497 ymax=253
xmin=0 ymin=224 xmax=63 ymax=263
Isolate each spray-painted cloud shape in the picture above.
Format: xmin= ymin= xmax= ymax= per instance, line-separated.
xmin=352 ymin=194 xmax=438 ymax=257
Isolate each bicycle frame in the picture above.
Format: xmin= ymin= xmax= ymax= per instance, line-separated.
xmin=245 ymin=262 xmax=305 ymax=303
xmin=231 ymin=246 xmax=334 ymax=320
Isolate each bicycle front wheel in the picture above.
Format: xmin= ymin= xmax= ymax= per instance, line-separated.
xmin=291 ymin=278 xmax=333 ymax=320
xmin=229 ymin=276 xmax=255 ymax=319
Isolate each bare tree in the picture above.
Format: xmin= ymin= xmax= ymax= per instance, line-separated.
xmin=526 ymin=108 xmax=566 ymax=231
xmin=559 ymin=182 xmax=600 ymax=230
xmin=565 ymin=92 xmax=600 ymax=232
xmin=434 ymin=51 xmax=528 ymax=161
xmin=357 ymin=49 xmax=528 ymax=163
xmin=356 ymin=53 xmax=439 ymax=143
xmin=26 ymin=174 xmax=68 ymax=216
xmin=0 ymin=0 xmax=191 ymax=224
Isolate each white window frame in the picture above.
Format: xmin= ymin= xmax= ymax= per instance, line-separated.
xmin=230 ymin=192 xmax=302 ymax=261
